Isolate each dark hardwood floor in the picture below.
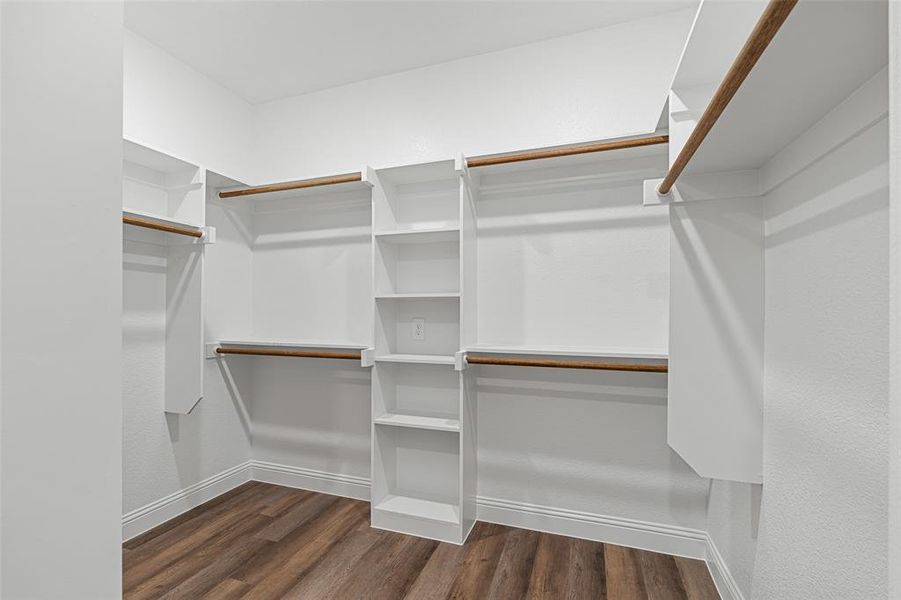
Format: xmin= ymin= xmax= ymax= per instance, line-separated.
xmin=123 ymin=482 xmax=719 ymax=599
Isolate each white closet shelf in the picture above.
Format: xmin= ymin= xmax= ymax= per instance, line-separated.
xmin=375 ymin=293 xmax=460 ymax=300
xmin=465 ymin=344 xmax=668 ymax=361
xmin=123 ymin=174 xmax=203 ymax=192
xmin=218 ymin=339 xmax=369 ymax=350
xmin=123 ymin=208 xmax=203 ymax=230
xmin=374 ymin=494 xmax=460 ymax=525
xmin=122 ymin=209 xmax=211 ymax=244
xmin=375 ymin=354 xmax=456 ymax=366
xmin=374 ymin=413 xmax=460 ymax=433
xmin=374 ymin=226 xmax=460 ymax=244
xmin=673 ymin=1 xmax=885 ymax=178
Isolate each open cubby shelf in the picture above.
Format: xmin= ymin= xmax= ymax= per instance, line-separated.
xmin=374 ymin=413 xmax=461 ymax=433
xmin=374 ymin=296 xmax=460 ymax=358
xmin=375 ymin=292 xmax=461 ymax=300
xmin=123 ymin=140 xmax=205 ymax=226
xmin=374 ymin=237 xmax=460 ymax=296
xmin=374 ymin=494 xmax=461 ymax=525
xmin=374 ymin=354 xmax=455 ymax=366
xmin=374 ymin=226 xmax=460 ymax=244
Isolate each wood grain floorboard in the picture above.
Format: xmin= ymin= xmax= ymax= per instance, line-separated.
xmin=123 ymin=483 xmax=720 ymax=600
xmin=568 ymin=537 xmax=608 ymax=599
xmin=124 ymin=484 xmax=274 ymax=592
xmin=201 ymin=578 xmax=251 ymax=599
xmin=129 ymin=513 xmax=274 ymax=600
xmin=526 ymin=533 xmax=573 ymax=599
xmin=605 ymin=544 xmax=649 ymax=600
xmin=447 ymin=522 xmax=509 ymax=600
xmin=638 ymin=550 xmax=688 ymax=600
xmin=673 ymin=557 xmax=720 ymax=600
xmin=282 ymin=519 xmax=384 ymax=599
xmin=485 ymin=527 xmax=541 ymax=600
xmin=237 ymin=499 xmax=368 ymax=598
xmin=403 ymin=534 xmax=468 ymax=600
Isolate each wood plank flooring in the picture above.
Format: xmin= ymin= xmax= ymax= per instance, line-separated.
xmin=123 ymin=482 xmax=719 ymax=599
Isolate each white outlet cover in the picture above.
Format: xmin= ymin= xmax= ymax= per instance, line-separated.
xmin=412 ymin=318 xmax=425 ymax=340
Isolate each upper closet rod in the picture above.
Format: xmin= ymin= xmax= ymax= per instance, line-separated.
xmin=465 ymin=355 xmax=667 ymax=373
xmin=215 ymin=347 xmax=361 ymax=360
xmin=467 ymin=134 xmax=669 ymax=168
xmin=219 ymin=172 xmax=363 ymax=199
xmin=657 ymin=0 xmax=799 ymax=195
xmin=122 ymin=214 xmax=203 ymax=238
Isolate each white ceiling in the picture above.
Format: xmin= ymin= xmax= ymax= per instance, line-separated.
xmin=124 ymin=1 xmax=695 ymax=104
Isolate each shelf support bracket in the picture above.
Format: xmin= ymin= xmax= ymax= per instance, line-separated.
xmin=361 ymin=348 xmax=375 ymax=368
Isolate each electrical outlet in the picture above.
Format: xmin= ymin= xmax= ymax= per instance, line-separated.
xmin=412 ymin=318 xmax=425 ymax=341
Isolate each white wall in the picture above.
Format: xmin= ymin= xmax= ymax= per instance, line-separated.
xmin=888 ymin=5 xmax=900 ymax=598
xmin=123 ymin=30 xmax=255 ymax=184
xmin=475 ymin=152 xmax=670 ymax=351
xmin=251 ymin=9 xmax=695 ymax=182
xmin=701 ymin=73 xmax=890 ymax=599
xmin=888 ymin=2 xmax=901 ymax=597
xmin=121 ymin=31 xmax=257 ymax=528
xmin=122 ymin=237 xmax=252 ymax=518
xmin=755 ymin=112 xmax=889 ymax=600
xmin=1 ymin=2 xmax=123 ymax=597
xmin=478 ymin=366 xmax=707 ymax=528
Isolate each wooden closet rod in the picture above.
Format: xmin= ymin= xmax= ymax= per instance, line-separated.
xmin=465 ymin=355 xmax=667 ymax=373
xmin=657 ymin=0 xmax=798 ymax=195
xmin=219 ymin=172 xmax=363 ymax=199
xmin=216 ymin=347 xmax=361 ymax=360
xmin=467 ymin=134 xmax=669 ymax=168
xmin=122 ymin=214 xmax=204 ymax=238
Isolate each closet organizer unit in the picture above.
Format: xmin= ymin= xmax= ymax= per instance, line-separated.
xmin=369 ymin=160 xmax=478 ymax=544
xmin=210 ymin=172 xmax=373 ymax=358
xmin=462 ymin=136 xmax=671 ymax=373
xmin=643 ymin=0 xmax=885 ymax=484
xmin=122 ymin=140 xmax=213 ymax=415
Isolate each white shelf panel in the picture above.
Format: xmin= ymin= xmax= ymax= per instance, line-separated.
xmin=219 ymin=339 xmax=369 ymax=350
xmin=375 ymin=354 xmax=456 ymax=366
xmin=374 ymin=413 xmax=460 ymax=433
xmin=374 ymin=494 xmax=460 ymax=525
xmin=375 ymin=293 xmax=460 ymax=300
xmin=680 ymin=0 xmax=886 ymax=176
xmin=465 ymin=344 xmax=668 ymax=361
xmin=122 ymin=208 xmax=203 ymax=231
xmin=374 ymin=226 xmax=460 ymax=244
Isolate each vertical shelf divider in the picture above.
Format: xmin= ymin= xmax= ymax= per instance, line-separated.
xmin=457 ymin=154 xmax=479 ymax=542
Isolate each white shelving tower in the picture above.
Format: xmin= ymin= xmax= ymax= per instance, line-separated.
xmin=122 ymin=139 xmax=213 ymax=414
xmin=368 ymin=158 xmax=478 ymax=544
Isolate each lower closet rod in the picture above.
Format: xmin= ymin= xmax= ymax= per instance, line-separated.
xmin=215 ymin=347 xmax=361 ymax=360
xmin=122 ymin=215 xmax=204 ymax=238
xmin=465 ymin=355 xmax=667 ymax=373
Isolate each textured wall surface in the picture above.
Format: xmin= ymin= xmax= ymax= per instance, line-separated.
xmin=754 ymin=115 xmax=889 ymax=599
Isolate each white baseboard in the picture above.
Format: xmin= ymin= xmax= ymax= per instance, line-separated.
xmin=704 ymin=534 xmax=745 ymax=600
xmin=250 ymin=460 xmax=370 ymax=501
xmin=122 ymin=460 xmax=252 ymax=541
xmin=123 ymin=459 xmax=741 ymax=600
xmin=476 ymin=496 xmax=708 ymax=560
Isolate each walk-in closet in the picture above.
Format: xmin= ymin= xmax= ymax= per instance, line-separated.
xmin=0 ymin=0 xmax=896 ymax=598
